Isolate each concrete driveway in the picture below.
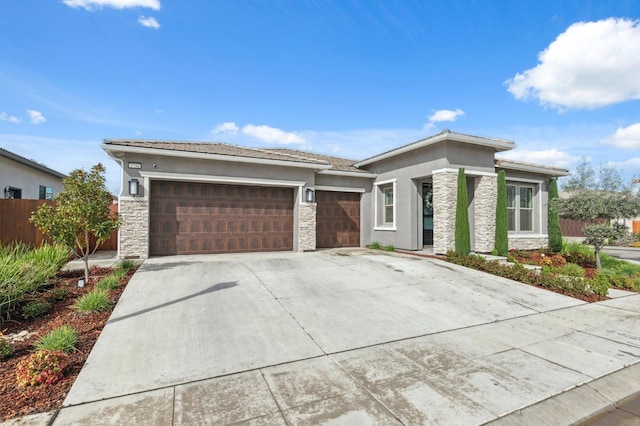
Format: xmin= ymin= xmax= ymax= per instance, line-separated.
xmin=55 ymin=249 xmax=640 ymax=425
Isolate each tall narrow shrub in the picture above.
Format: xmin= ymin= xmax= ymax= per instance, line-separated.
xmin=455 ymin=168 xmax=471 ymax=255
xmin=494 ymin=170 xmax=508 ymax=256
xmin=548 ymin=177 xmax=562 ymax=252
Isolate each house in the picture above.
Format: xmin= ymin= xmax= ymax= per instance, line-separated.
xmin=103 ymin=130 xmax=569 ymax=259
xmin=0 ymin=147 xmax=66 ymax=200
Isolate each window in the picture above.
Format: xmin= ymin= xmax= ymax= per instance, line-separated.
xmin=39 ymin=186 xmax=53 ymax=200
xmin=506 ymin=184 xmax=534 ymax=232
xmin=374 ymin=179 xmax=396 ymax=230
xmin=4 ymin=186 xmax=22 ymax=199
xmin=383 ymin=187 xmax=394 ymax=224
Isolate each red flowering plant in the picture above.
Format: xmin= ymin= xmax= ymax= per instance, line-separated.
xmin=16 ymin=350 xmax=68 ymax=387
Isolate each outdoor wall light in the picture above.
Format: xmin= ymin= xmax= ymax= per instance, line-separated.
xmin=128 ymin=179 xmax=140 ymax=196
xmin=305 ymin=188 xmax=316 ymax=203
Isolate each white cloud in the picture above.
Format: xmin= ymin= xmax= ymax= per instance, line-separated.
xmin=62 ymin=0 xmax=160 ymax=10
xmin=242 ymin=124 xmax=306 ymax=145
xmin=506 ymin=18 xmax=640 ymax=110
xmin=138 ymin=16 xmax=160 ymax=29
xmin=26 ymin=110 xmax=46 ymax=125
xmin=603 ymin=123 xmax=640 ymax=150
xmin=497 ymin=148 xmax=580 ymax=169
xmin=425 ymin=108 xmax=465 ymax=129
xmin=0 ymin=112 xmax=21 ymax=123
xmin=211 ymin=122 xmax=239 ymax=135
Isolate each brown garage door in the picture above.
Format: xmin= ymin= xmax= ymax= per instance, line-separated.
xmin=150 ymin=181 xmax=294 ymax=256
xmin=316 ymin=190 xmax=360 ymax=248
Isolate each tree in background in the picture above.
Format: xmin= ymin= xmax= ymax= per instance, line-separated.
xmin=455 ymin=168 xmax=471 ymax=255
xmin=554 ymin=160 xmax=640 ymax=269
xmin=31 ymin=164 xmax=119 ymax=282
xmin=494 ymin=170 xmax=509 ymax=256
xmin=547 ymin=177 xmax=562 ymax=252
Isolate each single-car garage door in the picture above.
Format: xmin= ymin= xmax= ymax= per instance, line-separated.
xmin=316 ymin=190 xmax=360 ymax=248
xmin=150 ymin=181 xmax=294 ymax=256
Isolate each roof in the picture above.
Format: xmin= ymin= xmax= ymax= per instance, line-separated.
xmin=495 ymin=158 xmax=570 ymax=177
xmin=0 ymin=147 xmax=67 ymax=179
xmin=354 ymin=130 xmax=515 ymax=167
xmin=103 ymin=140 xmax=369 ymax=173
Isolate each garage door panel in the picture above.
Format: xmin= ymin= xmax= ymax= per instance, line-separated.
xmin=150 ymin=181 xmax=293 ymax=256
xmin=316 ymin=190 xmax=360 ymax=248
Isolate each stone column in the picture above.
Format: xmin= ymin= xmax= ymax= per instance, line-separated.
xmin=118 ymin=198 xmax=149 ymax=259
xmin=473 ymin=174 xmax=497 ymax=253
xmin=298 ymin=203 xmax=316 ymax=251
xmin=432 ymin=171 xmax=458 ymax=254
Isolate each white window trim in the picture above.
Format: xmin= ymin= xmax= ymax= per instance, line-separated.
xmin=506 ymin=182 xmax=539 ymax=234
xmin=506 ymin=177 xmax=543 ymax=235
xmin=374 ymin=179 xmax=397 ymax=231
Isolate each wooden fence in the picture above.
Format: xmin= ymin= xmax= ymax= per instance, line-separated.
xmin=0 ymin=199 xmax=118 ymax=250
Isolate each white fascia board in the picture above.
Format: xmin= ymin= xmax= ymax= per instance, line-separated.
xmin=138 ymin=171 xmax=306 ymax=188
xmin=102 ymin=144 xmax=331 ymax=171
xmin=432 ymin=168 xmax=497 ymax=177
xmin=354 ymin=132 xmax=514 ymax=167
xmin=315 ymin=185 xmax=366 ymax=193
xmin=497 ymin=160 xmax=569 ymax=176
xmin=317 ymin=169 xmax=377 ymax=178
xmin=509 ymin=233 xmax=549 ymax=239
xmin=374 ymin=178 xmax=397 ymax=186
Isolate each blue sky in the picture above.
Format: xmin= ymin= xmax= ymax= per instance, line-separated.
xmin=1 ymin=0 xmax=639 ymax=193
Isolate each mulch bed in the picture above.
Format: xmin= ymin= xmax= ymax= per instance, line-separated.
xmin=0 ymin=266 xmax=134 ymax=421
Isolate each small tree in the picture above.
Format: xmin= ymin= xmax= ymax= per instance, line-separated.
xmin=548 ymin=177 xmax=562 ymax=252
xmin=554 ymin=161 xmax=640 ymax=269
xmin=455 ymin=168 xmax=471 ymax=255
xmin=31 ymin=164 xmax=119 ymax=282
xmin=494 ymin=170 xmax=508 ymax=256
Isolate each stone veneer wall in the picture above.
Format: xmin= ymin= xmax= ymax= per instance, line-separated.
xmin=118 ymin=198 xmax=149 ymax=259
xmin=298 ymin=203 xmax=316 ymax=251
xmin=508 ymin=237 xmax=549 ymax=251
xmin=433 ymin=171 xmax=458 ymax=254
xmin=473 ymin=174 xmax=497 ymax=253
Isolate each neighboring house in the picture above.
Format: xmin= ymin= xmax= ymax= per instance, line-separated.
xmin=0 ymin=147 xmax=66 ymax=200
xmin=103 ymin=130 xmax=569 ymax=259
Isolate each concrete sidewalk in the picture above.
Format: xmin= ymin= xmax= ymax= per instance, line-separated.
xmin=61 ymin=250 xmax=120 ymax=271
xmin=8 ymin=249 xmax=640 ymax=425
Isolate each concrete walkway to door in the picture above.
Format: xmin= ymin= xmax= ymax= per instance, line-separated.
xmin=52 ymin=249 xmax=640 ymax=425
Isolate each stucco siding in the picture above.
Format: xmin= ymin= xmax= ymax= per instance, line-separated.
xmin=0 ymin=157 xmax=64 ymax=200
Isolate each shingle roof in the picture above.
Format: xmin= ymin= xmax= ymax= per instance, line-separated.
xmin=0 ymin=147 xmax=66 ymax=179
xmin=103 ymin=140 xmax=365 ymax=172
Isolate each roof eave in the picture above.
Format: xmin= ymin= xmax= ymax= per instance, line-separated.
xmin=317 ymin=169 xmax=377 ymax=178
xmin=496 ymin=160 xmax=570 ymax=177
xmin=0 ymin=148 xmax=67 ymax=179
xmin=102 ymin=143 xmax=332 ymax=171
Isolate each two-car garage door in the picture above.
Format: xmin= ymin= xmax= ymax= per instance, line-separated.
xmin=149 ymin=181 xmax=293 ymax=256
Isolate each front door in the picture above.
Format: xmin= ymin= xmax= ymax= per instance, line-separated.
xmin=423 ymin=183 xmax=434 ymax=245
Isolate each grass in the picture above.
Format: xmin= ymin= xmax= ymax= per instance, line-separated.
xmin=117 ymin=259 xmax=136 ymax=272
xmin=0 ymin=243 xmax=69 ymax=318
xmin=33 ymin=325 xmax=78 ymax=353
xmin=96 ymin=275 xmax=120 ymax=291
xmin=73 ymin=289 xmax=112 ymax=313
xmin=384 ymin=245 xmax=395 ymax=252
xmin=369 ymin=242 xmax=381 ymax=250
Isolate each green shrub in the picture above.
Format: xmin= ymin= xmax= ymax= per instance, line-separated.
xmin=600 ymin=253 xmax=640 ymax=275
xmin=97 ymin=275 xmax=120 ymax=291
xmin=369 ymin=242 xmax=381 ymax=250
xmin=112 ymin=268 xmax=128 ymax=279
xmin=589 ymin=274 xmax=611 ymax=297
xmin=34 ymin=325 xmax=78 ymax=353
xmin=117 ymin=259 xmax=136 ymax=272
xmin=22 ymin=301 xmax=51 ymax=319
xmin=16 ymin=350 xmax=68 ymax=387
xmin=562 ymin=242 xmax=595 ymax=266
xmin=454 ymin=168 xmax=470 ymax=255
xmin=73 ymin=289 xmax=112 ymax=313
xmin=384 ymin=245 xmax=395 ymax=252
xmin=0 ymin=243 xmax=69 ymax=318
xmin=494 ymin=170 xmax=508 ymax=256
xmin=557 ymin=263 xmax=585 ymax=278
xmin=47 ymin=287 xmax=70 ymax=301
xmin=548 ymin=178 xmax=562 ymax=252
xmin=0 ymin=339 xmax=13 ymax=361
